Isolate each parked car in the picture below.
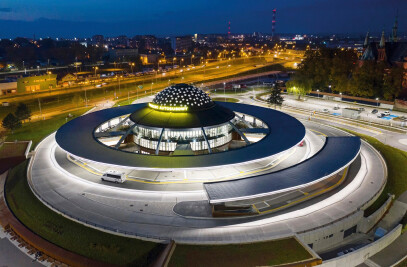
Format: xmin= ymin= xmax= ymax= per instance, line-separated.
xmin=377 ymin=113 xmax=386 ymax=118
xmin=358 ymin=107 xmax=365 ymax=111
xmin=333 ymin=106 xmax=340 ymax=110
xmin=371 ymin=109 xmax=378 ymax=114
xmin=383 ymin=111 xmax=391 ymax=116
xmin=322 ymin=108 xmax=329 ymax=113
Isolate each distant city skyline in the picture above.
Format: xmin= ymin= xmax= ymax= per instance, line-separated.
xmin=0 ymin=0 xmax=405 ymax=38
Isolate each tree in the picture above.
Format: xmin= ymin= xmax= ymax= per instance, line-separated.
xmin=15 ymin=103 xmax=31 ymax=122
xmin=349 ymin=61 xmax=385 ymax=98
xmin=286 ymin=75 xmax=312 ymax=100
xmin=382 ymin=65 xmax=404 ymax=101
xmin=2 ymin=113 xmax=21 ymax=133
xmin=268 ymin=84 xmax=284 ymax=109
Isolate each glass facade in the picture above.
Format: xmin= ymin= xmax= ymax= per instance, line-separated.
xmin=133 ymin=123 xmax=233 ymax=152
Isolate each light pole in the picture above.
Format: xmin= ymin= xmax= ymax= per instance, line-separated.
xmin=376 ymin=97 xmax=379 ymax=107
xmin=317 ymin=89 xmax=320 ymax=99
xmin=118 ymin=75 xmax=122 ymax=97
xmin=223 ymin=82 xmax=226 ymax=102
xmin=339 ymin=92 xmax=342 ymax=101
xmin=151 ymin=82 xmax=154 ymax=96
xmin=94 ymin=66 xmax=98 ymax=77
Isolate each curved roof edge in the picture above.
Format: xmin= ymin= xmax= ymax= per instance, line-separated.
xmin=129 ymin=103 xmax=235 ymax=129
xmin=204 ymin=136 xmax=361 ymax=203
xmin=55 ymin=102 xmax=305 ymax=169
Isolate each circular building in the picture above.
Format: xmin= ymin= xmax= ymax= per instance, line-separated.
xmin=128 ymin=84 xmax=236 ymax=154
xmin=55 ymin=83 xmax=306 ymax=169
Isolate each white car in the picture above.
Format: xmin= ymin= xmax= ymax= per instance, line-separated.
xmin=383 ymin=111 xmax=391 ymax=116
xmin=101 ymin=170 xmax=126 ymax=183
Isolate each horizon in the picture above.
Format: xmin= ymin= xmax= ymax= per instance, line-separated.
xmin=0 ymin=0 xmax=405 ymax=38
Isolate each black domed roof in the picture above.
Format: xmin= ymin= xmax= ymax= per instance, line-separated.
xmin=152 ymin=84 xmax=214 ymax=111
xmin=129 ymin=84 xmax=235 ymax=129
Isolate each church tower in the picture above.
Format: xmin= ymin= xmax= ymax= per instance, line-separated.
xmin=378 ymin=31 xmax=387 ymax=61
xmin=391 ymin=14 xmax=398 ymax=42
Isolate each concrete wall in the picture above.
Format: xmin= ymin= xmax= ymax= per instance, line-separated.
xmin=358 ymin=195 xmax=394 ymax=233
xmin=381 ymin=103 xmax=394 ymax=110
xmin=319 ymin=224 xmax=402 ymax=267
xmin=298 ymin=211 xmax=364 ymax=252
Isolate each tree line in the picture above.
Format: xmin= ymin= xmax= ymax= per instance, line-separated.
xmin=286 ymin=48 xmax=405 ymax=101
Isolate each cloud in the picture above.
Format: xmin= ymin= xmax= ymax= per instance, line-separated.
xmin=0 ymin=8 xmax=12 ymax=13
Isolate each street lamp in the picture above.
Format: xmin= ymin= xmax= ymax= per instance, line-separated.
xmin=223 ymin=82 xmax=226 ymax=102
xmin=339 ymin=92 xmax=342 ymax=101
xmin=94 ymin=66 xmax=98 ymax=77
xmin=376 ymin=97 xmax=379 ymax=107
xmin=317 ymin=89 xmax=320 ymax=99
xmin=151 ymin=82 xmax=154 ymax=96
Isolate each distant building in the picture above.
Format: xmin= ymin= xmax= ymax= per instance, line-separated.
xmin=140 ymin=54 xmax=159 ymax=64
xmin=116 ymin=35 xmax=129 ymax=47
xmin=175 ymin=36 xmax=193 ymax=53
xmin=17 ymin=74 xmax=57 ymax=93
xmin=134 ymin=35 xmax=158 ymax=51
xmin=107 ymin=48 xmax=139 ymax=62
xmin=0 ymin=81 xmax=17 ymax=95
xmin=359 ymin=16 xmax=407 ymax=93
xmin=60 ymin=73 xmax=77 ymax=87
xmin=92 ymin=35 xmax=104 ymax=45
xmin=360 ymin=16 xmax=406 ymax=68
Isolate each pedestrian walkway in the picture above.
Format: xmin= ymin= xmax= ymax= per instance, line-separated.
xmin=0 ymin=171 xmax=114 ymax=267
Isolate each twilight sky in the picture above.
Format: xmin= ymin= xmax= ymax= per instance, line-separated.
xmin=0 ymin=0 xmax=405 ymax=38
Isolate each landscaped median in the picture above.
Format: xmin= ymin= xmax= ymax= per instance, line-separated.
xmin=339 ymin=128 xmax=407 ymax=216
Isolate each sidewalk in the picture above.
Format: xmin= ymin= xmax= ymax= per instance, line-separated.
xmin=0 ymin=171 xmax=115 ymax=267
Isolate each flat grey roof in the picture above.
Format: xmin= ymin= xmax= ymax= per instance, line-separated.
xmin=204 ymin=136 xmax=361 ymax=203
xmin=55 ymin=102 xmax=305 ymax=169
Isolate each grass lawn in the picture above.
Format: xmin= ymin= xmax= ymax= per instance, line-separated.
xmin=210 ymin=89 xmax=248 ymax=94
xmin=113 ymin=96 xmax=139 ymax=107
xmin=339 ymin=128 xmax=407 ymax=216
xmin=5 ymin=107 xmax=91 ymax=149
xmin=0 ymin=142 xmax=28 ymax=159
xmin=168 ymin=238 xmax=313 ymax=267
xmin=5 ymin=161 xmax=165 ymax=266
xmin=212 ymin=97 xmax=240 ymax=103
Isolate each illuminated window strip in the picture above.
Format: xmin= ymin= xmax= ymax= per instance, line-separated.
xmin=149 ymin=103 xmax=188 ymax=112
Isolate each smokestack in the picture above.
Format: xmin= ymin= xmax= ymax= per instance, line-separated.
xmin=272 ymin=9 xmax=276 ymax=38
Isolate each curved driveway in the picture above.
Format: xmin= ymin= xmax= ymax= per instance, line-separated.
xmin=29 ymin=120 xmax=386 ymax=243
